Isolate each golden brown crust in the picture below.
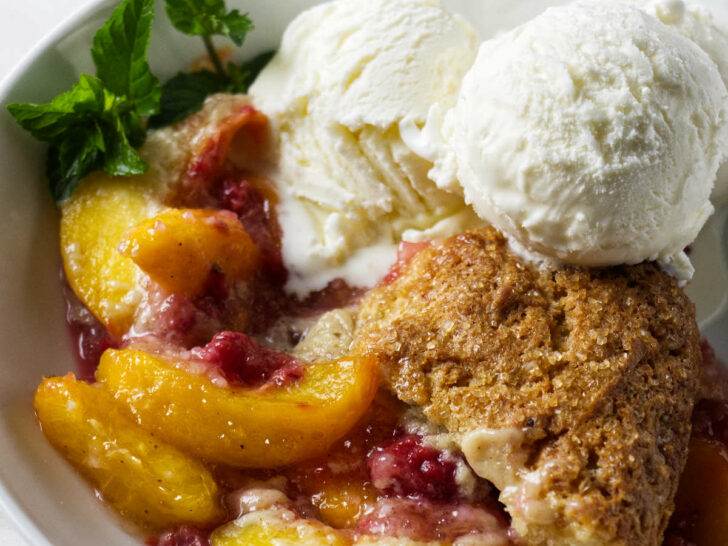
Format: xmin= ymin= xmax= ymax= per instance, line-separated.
xmin=351 ymin=227 xmax=701 ymax=546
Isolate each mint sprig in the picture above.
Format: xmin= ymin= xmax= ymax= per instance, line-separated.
xmin=6 ymin=0 xmax=272 ymax=202
xmin=7 ymin=0 xmax=159 ymax=203
xmin=152 ymin=0 xmax=272 ymax=128
xmin=92 ymin=0 xmax=160 ymax=115
xmin=150 ymin=50 xmax=273 ymax=128
xmin=165 ymin=0 xmax=254 ymax=47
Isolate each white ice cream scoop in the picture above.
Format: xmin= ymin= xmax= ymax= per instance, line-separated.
xmin=619 ymin=0 xmax=728 ymax=204
xmin=425 ymin=1 xmax=728 ymax=280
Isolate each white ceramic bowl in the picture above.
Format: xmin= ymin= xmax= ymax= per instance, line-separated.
xmin=0 ymin=1 xmax=726 ymax=544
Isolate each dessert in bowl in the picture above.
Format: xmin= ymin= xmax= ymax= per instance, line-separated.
xmin=1 ymin=0 xmax=728 ymax=545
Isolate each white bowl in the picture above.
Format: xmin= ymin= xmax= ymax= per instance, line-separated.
xmin=0 ymin=1 xmax=726 ymax=544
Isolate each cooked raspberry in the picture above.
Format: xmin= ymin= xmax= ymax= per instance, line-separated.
xmin=216 ymin=176 xmax=286 ymax=284
xmin=701 ymin=340 xmax=721 ymax=370
xmin=367 ymin=435 xmax=459 ymax=501
xmin=149 ymin=525 xmax=210 ymax=546
xmin=192 ymin=331 xmax=301 ymax=387
xmin=63 ymin=277 xmax=117 ymax=380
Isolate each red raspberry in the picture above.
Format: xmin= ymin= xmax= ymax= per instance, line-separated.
xmin=367 ymin=435 xmax=459 ymax=501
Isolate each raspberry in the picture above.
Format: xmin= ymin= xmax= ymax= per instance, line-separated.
xmin=193 ymin=331 xmax=302 ymax=387
xmin=367 ymin=435 xmax=459 ymax=501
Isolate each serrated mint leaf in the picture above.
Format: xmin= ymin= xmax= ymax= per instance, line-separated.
xmin=217 ymin=8 xmax=254 ymax=46
xmin=47 ymin=126 xmax=105 ymax=202
xmin=7 ymin=74 xmax=108 ymax=142
xmin=102 ymin=114 xmax=149 ymax=177
xmin=165 ymin=0 xmax=253 ymax=45
xmin=120 ymin=109 xmax=146 ymax=147
xmin=149 ymin=70 xmax=226 ymax=128
xmin=8 ymin=0 xmax=162 ymax=204
xmin=92 ymin=0 xmax=160 ymax=116
xmin=166 ymin=0 xmax=225 ymax=36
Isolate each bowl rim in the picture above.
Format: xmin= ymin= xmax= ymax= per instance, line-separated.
xmin=0 ymin=3 xmax=117 ymax=545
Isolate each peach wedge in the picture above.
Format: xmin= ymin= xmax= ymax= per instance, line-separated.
xmin=96 ymin=348 xmax=379 ymax=468
xmin=34 ymin=374 xmax=224 ymax=529
xmin=210 ymin=508 xmax=349 ymax=546
xmin=119 ymin=208 xmax=260 ymax=297
xmin=60 ymin=173 xmax=160 ymax=336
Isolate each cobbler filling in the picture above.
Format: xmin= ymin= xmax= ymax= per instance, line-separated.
xmin=62 ymin=148 xmax=515 ymax=543
xmin=56 ymin=100 xmax=726 ymax=545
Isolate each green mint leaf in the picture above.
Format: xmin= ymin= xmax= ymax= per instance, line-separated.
xmin=91 ymin=0 xmax=160 ymax=116
xmin=7 ymin=74 xmax=107 ymax=141
xmin=149 ymin=70 xmax=226 ymax=128
xmin=232 ymin=50 xmax=275 ymax=93
xmin=47 ymin=126 xmax=105 ymax=202
xmin=102 ymin=113 xmax=149 ymax=176
xmin=120 ymin=109 xmax=146 ymax=148
xmin=165 ymin=0 xmax=253 ymax=46
xmin=217 ymin=8 xmax=254 ymax=46
xmin=7 ymin=0 xmax=162 ymax=204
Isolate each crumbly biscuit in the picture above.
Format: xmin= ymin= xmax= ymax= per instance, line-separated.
xmin=352 ymin=227 xmax=701 ymax=546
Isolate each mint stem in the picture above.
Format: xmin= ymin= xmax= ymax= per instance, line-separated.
xmin=202 ymin=35 xmax=226 ymax=78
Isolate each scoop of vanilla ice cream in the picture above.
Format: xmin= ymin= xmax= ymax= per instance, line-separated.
xmin=429 ymin=1 xmax=728 ymax=279
xmin=250 ymin=0 xmax=480 ymax=294
xmin=618 ymin=0 xmax=728 ymax=204
xmin=620 ymin=0 xmax=728 ymax=85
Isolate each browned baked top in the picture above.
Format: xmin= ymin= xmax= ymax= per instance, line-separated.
xmin=352 ymin=227 xmax=701 ymax=546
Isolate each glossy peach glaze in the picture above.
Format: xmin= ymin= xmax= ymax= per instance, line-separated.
xmin=119 ymin=208 xmax=261 ymax=298
xmin=96 ymin=348 xmax=379 ymax=468
xmin=34 ymin=374 xmax=224 ymax=530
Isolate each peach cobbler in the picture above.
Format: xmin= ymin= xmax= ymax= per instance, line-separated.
xmin=14 ymin=0 xmax=728 ymax=545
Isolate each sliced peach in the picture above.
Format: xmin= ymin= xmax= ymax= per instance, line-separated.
xmin=96 ymin=348 xmax=379 ymax=468
xmin=210 ymin=507 xmax=349 ymax=546
xmin=672 ymin=436 xmax=728 ymax=545
xmin=34 ymin=374 xmax=224 ymax=529
xmin=118 ymin=208 xmax=260 ymax=297
xmin=60 ymin=174 xmax=160 ymax=336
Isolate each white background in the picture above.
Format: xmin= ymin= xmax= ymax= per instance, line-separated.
xmin=0 ymin=2 xmax=92 ymax=543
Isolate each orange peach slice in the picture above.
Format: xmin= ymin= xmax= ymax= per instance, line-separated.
xmin=34 ymin=374 xmax=224 ymax=529
xmin=60 ymin=174 xmax=159 ymax=336
xmin=210 ymin=508 xmax=349 ymax=546
xmin=119 ymin=208 xmax=260 ymax=297
xmin=96 ymin=348 xmax=379 ymax=468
